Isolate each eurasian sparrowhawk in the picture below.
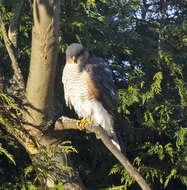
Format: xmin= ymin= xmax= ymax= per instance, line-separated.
xmin=62 ymin=43 xmax=121 ymax=150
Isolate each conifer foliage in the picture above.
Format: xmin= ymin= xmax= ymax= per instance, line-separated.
xmin=0 ymin=0 xmax=186 ymax=189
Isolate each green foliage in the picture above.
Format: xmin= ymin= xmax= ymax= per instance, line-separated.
xmin=25 ymin=142 xmax=77 ymax=188
xmin=0 ymin=92 xmax=22 ymax=140
xmin=0 ymin=92 xmax=32 ymax=190
xmin=118 ymin=86 xmax=140 ymax=115
xmin=0 ymin=143 xmax=16 ymax=165
xmin=0 ymin=128 xmax=32 ymax=190
xmin=109 ymin=164 xmax=134 ymax=190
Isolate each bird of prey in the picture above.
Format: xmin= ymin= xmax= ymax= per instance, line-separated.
xmin=62 ymin=43 xmax=121 ymax=150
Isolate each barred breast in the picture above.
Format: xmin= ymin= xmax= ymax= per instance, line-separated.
xmin=62 ymin=64 xmax=90 ymax=117
xmin=62 ymin=63 xmax=114 ymax=137
xmin=62 ymin=64 xmax=89 ymax=98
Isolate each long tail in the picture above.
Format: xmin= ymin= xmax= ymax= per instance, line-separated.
xmin=112 ymin=111 xmax=126 ymax=154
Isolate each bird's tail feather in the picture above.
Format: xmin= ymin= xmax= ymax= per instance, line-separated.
xmin=111 ymin=138 xmax=121 ymax=151
xmin=112 ymin=111 xmax=126 ymax=154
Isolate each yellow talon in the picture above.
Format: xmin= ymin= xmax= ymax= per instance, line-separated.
xmin=76 ymin=119 xmax=85 ymax=130
xmin=76 ymin=116 xmax=92 ymax=131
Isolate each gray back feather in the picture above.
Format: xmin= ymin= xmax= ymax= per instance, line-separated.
xmin=80 ymin=56 xmax=119 ymax=115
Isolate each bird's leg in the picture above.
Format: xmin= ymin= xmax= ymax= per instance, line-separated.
xmin=87 ymin=111 xmax=92 ymax=123
xmin=76 ymin=112 xmax=92 ymax=131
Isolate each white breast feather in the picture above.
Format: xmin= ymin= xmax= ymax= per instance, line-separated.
xmin=62 ymin=64 xmax=114 ymax=136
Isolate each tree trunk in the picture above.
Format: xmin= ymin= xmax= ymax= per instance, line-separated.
xmin=23 ymin=1 xmax=86 ymax=189
xmin=25 ymin=0 xmax=59 ymax=127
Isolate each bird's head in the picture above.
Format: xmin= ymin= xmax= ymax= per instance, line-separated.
xmin=65 ymin=43 xmax=89 ymax=64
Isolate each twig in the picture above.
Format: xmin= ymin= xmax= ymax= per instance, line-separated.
xmin=0 ymin=12 xmax=25 ymax=89
xmin=54 ymin=116 xmax=151 ymax=190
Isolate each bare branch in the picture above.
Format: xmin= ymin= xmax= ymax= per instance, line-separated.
xmin=55 ymin=116 xmax=151 ymax=190
xmin=8 ymin=0 xmax=25 ymax=47
xmin=0 ymin=13 xmax=25 ymax=89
